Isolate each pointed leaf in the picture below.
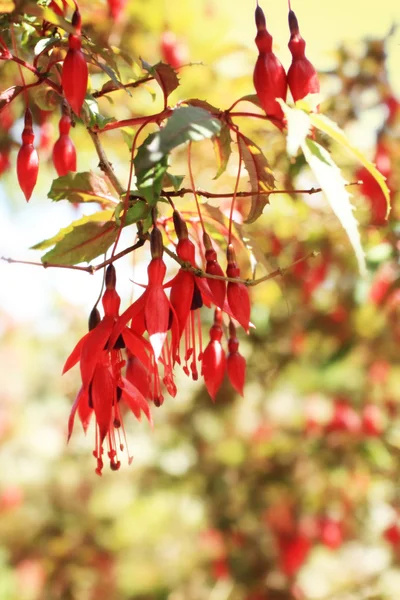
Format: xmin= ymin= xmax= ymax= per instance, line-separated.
xmin=41 ymin=221 xmax=118 ymax=266
xmin=301 ymin=137 xmax=366 ymax=275
xmin=163 ymin=172 xmax=185 ymax=191
xmin=31 ymin=210 xmax=113 ymax=251
xmin=213 ymin=123 xmax=232 ymax=179
xmin=48 ymin=172 xmax=117 ymax=206
xmin=141 ymin=60 xmax=180 ymax=100
xmin=185 ymin=99 xmax=221 ymax=115
xmin=239 ymin=134 xmax=275 ymax=224
xmin=279 ymin=100 xmax=311 ymax=157
xmin=310 ymin=112 xmax=391 ymax=219
xmin=134 ymin=106 xmax=221 ymax=205
xmin=0 ymin=86 xmax=22 ymax=111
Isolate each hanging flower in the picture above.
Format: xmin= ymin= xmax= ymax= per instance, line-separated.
xmin=109 ymin=227 xmax=179 ymax=404
xmin=64 ymin=264 xmax=153 ymax=475
xmin=202 ymin=308 xmax=226 ymax=400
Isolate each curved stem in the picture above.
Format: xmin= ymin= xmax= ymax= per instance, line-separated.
xmin=187 ymin=141 xmax=205 ymax=232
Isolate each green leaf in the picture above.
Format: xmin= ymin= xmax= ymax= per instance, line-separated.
xmin=234 ymin=94 xmax=262 ymax=109
xmin=84 ymin=96 xmax=116 ymax=128
xmin=41 ymin=221 xmax=118 ymax=266
xmin=238 ymin=134 xmax=275 ymax=224
xmin=301 ymin=138 xmax=366 ymax=275
xmin=310 ymin=112 xmax=391 ymax=219
xmin=48 ymin=172 xmax=117 ymax=206
xmin=31 ymin=211 xmax=114 ymax=251
xmin=278 ymin=100 xmax=311 ymax=157
xmin=141 ymin=60 xmax=180 ymax=100
xmin=115 ymin=200 xmax=149 ymax=226
xmin=213 ymin=123 xmax=232 ymax=179
xmin=134 ymin=106 xmax=221 ymax=205
xmin=33 ymin=36 xmax=59 ymax=56
xmin=163 ymin=172 xmax=185 ymax=191
xmin=185 ymin=99 xmax=221 ymax=115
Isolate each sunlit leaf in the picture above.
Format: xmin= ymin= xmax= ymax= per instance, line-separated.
xmin=302 ymin=138 xmax=366 ymax=275
xmin=213 ymin=123 xmax=232 ymax=179
xmin=31 ymin=211 xmax=114 ymax=251
xmin=134 ymin=106 xmax=221 ymax=205
xmin=40 ymin=221 xmax=118 ymax=266
xmin=239 ymin=134 xmax=275 ymax=224
xmin=279 ymin=100 xmax=311 ymax=157
xmin=310 ymin=112 xmax=391 ymax=218
xmin=48 ymin=172 xmax=117 ymax=206
xmin=141 ymin=60 xmax=180 ymax=100
xmin=0 ymin=86 xmax=22 ymax=111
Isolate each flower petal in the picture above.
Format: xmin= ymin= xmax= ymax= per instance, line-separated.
xmin=120 ymin=377 xmax=152 ymax=425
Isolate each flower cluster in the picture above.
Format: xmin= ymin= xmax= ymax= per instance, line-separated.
xmin=65 ymin=215 xmax=249 ymax=474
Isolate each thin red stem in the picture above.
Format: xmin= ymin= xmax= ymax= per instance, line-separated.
xmin=110 ymin=120 xmax=150 ymax=258
xmin=10 ymin=25 xmax=29 ymax=107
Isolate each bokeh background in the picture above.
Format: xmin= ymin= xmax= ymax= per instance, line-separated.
xmin=1 ymin=0 xmax=400 ymax=598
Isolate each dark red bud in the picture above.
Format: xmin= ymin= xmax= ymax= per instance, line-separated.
xmin=288 ymin=10 xmax=300 ymax=35
xmin=255 ymin=5 xmax=266 ymax=31
xmin=88 ymin=307 xmax=101 ymax=330
xmin=105 ymin=264 xmax=116 ymax=289
xmin=150 ymin=226 xmax=163 ymax=259
xmin=173 ymin=210 xmax=188 ymax=240
xmin=72 ymin=9 xmax=82 ymax=32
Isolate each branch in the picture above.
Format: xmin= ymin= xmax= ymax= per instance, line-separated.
xmin=0 ymin=52 xmax=62 ymax=95
xmin=126 ymin=182 xmax=360 ymax=202
xmin=86 ymin=128 xmax=125 ymax=197
xmin=1 ymin=238 xmax=147 ymax=274
xmin=92 ymin=75 xmax=154 ymax=98
xmin=93 ymin=108 xmax=173 ymax=133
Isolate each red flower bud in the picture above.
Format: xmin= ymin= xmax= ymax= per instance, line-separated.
xmin=62 ymin=26 xmax=88 ymax=116
xmin=226 ymin=244 xmax=251 ymax=332
xmin=287 ymin=10 xmax=320 ymax=103
xmin=226 ymin=321 xmax=246 ymax=396
xmin=160 ymin=30 xmax=187 ymax=69
xmin=202 ymin=309 xmax=226 ymax=401
xmin=203 ymin=232 xmax=226 ymax=309
xmin=253 ymin=5 xmax=287 ymax=124
xmin=107 ymin=0 xmax=128 ymax=21
xmin=17 ymin=108 xmax=39 ymax=201
xmin=52 ymin=114 xmax=77 ymax=176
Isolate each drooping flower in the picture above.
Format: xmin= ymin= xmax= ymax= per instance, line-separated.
xmin=52 ymin=112 xmax=77 ymax=176
xmin=17 ymin=108 xmax=39 ymax=201
xmin=203 ymin=232 xmax=226 ymax=310
xmin=61 ymin=10 xmax=88 ymax=116
xmin=287 ymin=9 xmax=320 ymax=105
xmin=64 ymin=264 xmax=153 ymax=475
xmin=169 ymin=211 xmax=217 ymax=379
xmin=253 ymin=4 xmax=287 ymax=126
xmin=226 ymin=243 xmax=251 ymax=333
xmin=109 ymin=227 xmax=179 ymax=404
xmin=201 ymin=308 xmax=226 ymax=401
xmin=226 ymin=320 xmax=246 ymax=396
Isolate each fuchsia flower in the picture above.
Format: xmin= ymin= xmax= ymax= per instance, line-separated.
xmin=109 ymin=227 xmax=179 ymax=405
xmin=169 ymin=211 xmax=218 ymax=379
xmin=226 ymin=244 xmax=251 ymax=333
xmin=63 ymin=264 xmax=152 ymax=475
xmin=202 ymin=309 xmax=226 ymax=401
xmin=226 ymin=320 xmax=246 ymax=396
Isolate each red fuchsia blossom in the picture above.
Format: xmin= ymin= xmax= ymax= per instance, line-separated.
xmin=52 ymin=112 xmax=77 ymax=176
xmin=61 ymin=10 xmax=88 ymax=116
xmin=226 ymin=243 xmax=251 ymax=333
xmin=64 ymin=264 xmax=153 ymax=475
xmin=109 ymin=227 xmax=179 ymax=405
xmin=253 ymin=4 xmax=287 ymax=126
xmin=203 ymin=232 xmax=226 ymax=310
xmin=160 ymin=30 xmax=188 ymax=69
xmin=202 ymin=308 xmax=226 ymax=401
xmin=226 ymin=320 xmax=246 ymax=396
xmin=107 ymin=0 xmax=128 ymax=22
xmin=169 ymin=211 xmax=217 ymax=379
xmin=287 ymin=9 xmax=320 ymax=105
xmin=17 ymin=108 xmax=39 ymax=201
